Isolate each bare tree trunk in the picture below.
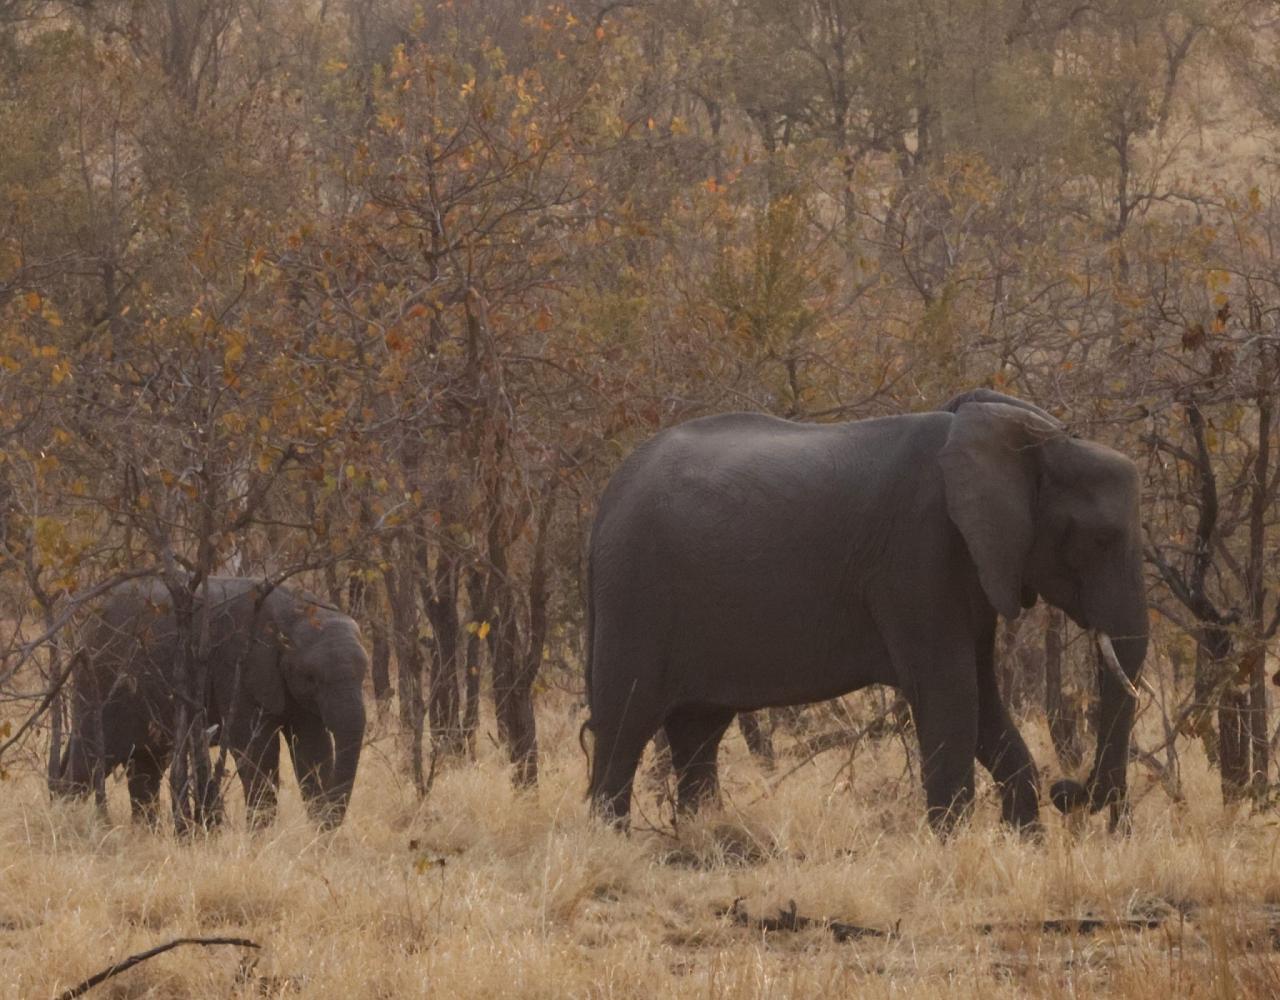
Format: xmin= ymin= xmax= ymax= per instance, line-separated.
xmin=1193 ymin=633 xmax=1221 ymax=767
xmin=490 ymin=491 xmax=555 ymax=787
xmin=167 ymin=578 xmax=224 ymax=834
xmin=192 ymin=577 xmax=222 ymax=829
xmin=347 ymin=569 xmax=392 ymax=705
xmin=89 ymin=653 xmax=108 ymax=808
xmin=463 ymin=568 xmax=486 ymax=758
xmin=420 ymin=544 xmax=465 ymax=757
xmin=1193 ymin=622 xmax=1249 ymax=801
xmin=382 ymin=544 xmax=426 ymax=794
xmin=1245 ymin=368 xmax=1273 ymax=796
xmin=492 ymin=606 xmax=538 ymax=787
xmin=369 ymin=622 xmax=392 ymax=707
xmin=167 ymin=582 xmax=196 ymax=834
xmin=1219 ymin=688 xmax=1251 ymax=801
xmin=46 ymin=681 xmax=65 ymax=789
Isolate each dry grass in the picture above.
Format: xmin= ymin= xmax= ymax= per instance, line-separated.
xmin=3 ymin=695 xmax=1280 ymax=998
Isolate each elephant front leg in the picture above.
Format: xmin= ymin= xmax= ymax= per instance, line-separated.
xmin=913 ymin=687 xmax=979 ymax=834
xmin=234 ymin=725 xmax=281 ymax=829
xmin=664 ymin=707 xmax=735 ymax=815
xmin=974 ymin=634 xmax=1041 ymax=832
xmin=126 ymin=750 xmax=167 ymax=828
xmin=877 ymin=587 xmax=983 ymax=833
xmin=286 ymin=715 xmax=334 ymax=823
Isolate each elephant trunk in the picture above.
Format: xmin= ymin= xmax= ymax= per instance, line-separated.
xmin=1050 ymin=598 xmax=1147 ymax=816
xmin=1081 ymin=627 xmax=1145 ymax=810
xmin=317 ymin=687 xmax=366 ymax=829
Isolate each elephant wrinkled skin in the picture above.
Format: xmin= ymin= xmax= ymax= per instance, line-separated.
xmin=584 ymin=394 xmax=1147 ymax=833
xmin=56 ymin=577 xmax=368 ymax=830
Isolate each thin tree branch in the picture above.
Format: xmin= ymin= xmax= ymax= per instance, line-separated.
xmin=55 ymin=937 xmax=260 ymax=1000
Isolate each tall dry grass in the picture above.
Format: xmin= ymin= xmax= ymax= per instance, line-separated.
xmin=3 ymin=692 xmax=1280 ymax=998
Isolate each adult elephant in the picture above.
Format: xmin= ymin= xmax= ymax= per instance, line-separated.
xmin=584 ymin=393 xmax=1147 ymax=833
xmin=57 ymin=577 xmax=368 ymax=830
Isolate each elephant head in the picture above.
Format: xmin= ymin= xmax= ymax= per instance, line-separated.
xmin=259 ymin=599 xmax=369 ymax=829
xmin=939 ymin=401 xmax=1148 ymax=816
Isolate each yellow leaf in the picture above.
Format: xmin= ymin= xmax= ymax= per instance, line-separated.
xmin=224 ymin=331 xmax=246 ymax=366
xmin=477 ymin=621 xmax=491 ymax=640
xmin=50 ymin=360 xmax=71 ymax=385
xmin=257 ymin=452 xmax=274 ymax=473
xmin=24 ymin=291 xmax=40 ymax=312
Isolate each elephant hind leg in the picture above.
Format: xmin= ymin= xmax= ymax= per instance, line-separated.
xmin=664 ymin=707 xmax=734 ymax=815
xmin=587 ymin=705 xmax=663 ymax=829
xmin=235 ymin=724 xmax=281 ymax=829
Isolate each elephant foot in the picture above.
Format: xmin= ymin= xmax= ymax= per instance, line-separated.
xmin=1049 ymin=778 xmax=1090 ymax=814
xmin=1051 ymin=778 xmax=1132 ymax=835
xmin=588 ymin=792 xmax=633 ymax=833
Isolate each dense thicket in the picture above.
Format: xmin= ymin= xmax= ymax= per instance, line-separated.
xmin=3 ymin=0 xmax=1279 ymax=814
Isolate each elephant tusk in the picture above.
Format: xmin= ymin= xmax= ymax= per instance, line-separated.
xmin=1097 ymin=633 xmax=1140 ymax=700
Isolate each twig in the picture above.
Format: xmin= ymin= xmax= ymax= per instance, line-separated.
xmin=55 ymin=937 xmax=260 ymax=999
xmin=0 ymin=569 xmax=156 ymax=687
xmin=0 ymin=651 xmax=80 ymax=764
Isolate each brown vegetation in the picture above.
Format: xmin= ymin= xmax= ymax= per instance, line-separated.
xmin=3 ymin=697 xmax=1280 ymax=997
xmin=5 ymin=0 xmax=1280 ymax=993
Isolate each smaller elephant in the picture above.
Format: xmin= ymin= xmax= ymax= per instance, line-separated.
xmin=56 ymin=577 xmax=369 ymax=829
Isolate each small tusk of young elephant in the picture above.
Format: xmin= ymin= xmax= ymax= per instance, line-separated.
xmin=1096 ymin=633 xmax=1141 ymax=700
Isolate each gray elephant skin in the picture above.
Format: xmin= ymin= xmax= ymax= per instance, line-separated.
xmin=584 ymin=393 xmax=1147 ymax=832
xmin=58 ymin=577 xmax=368 ymax=829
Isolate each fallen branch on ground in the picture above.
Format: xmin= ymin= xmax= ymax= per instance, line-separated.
xmin=720 ymin=898 xmax=895 ymax=942
xmin=721 ymin=900 xmax=1170 ymax=944
xmin=978 ymin=917 xmax=1163 ymax=935
xmin=55 ymin=937 xmax=261 ymax=999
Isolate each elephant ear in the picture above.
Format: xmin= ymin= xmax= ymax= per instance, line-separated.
xmin=939 ymin=402 xmax=1060 ymax=620
xmin=936 ymin=388 xmax=1065 ymax=429
xmin=244 ymin=622 xmax=288 ymax=716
